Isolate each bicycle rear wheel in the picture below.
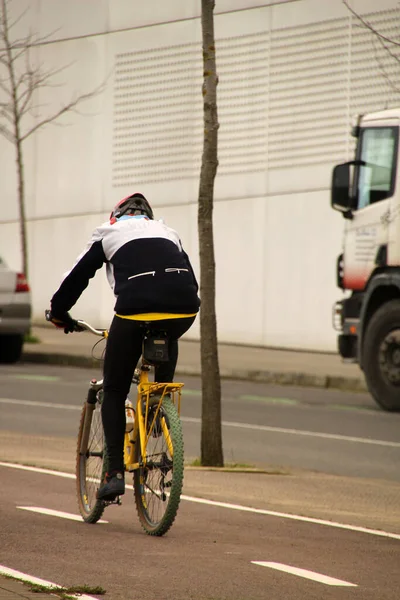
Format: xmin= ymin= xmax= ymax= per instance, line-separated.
xmin=133 ymin=397 xmax=184 ymax=536
xmin=76 ymin=391 xmax=108 ymax=523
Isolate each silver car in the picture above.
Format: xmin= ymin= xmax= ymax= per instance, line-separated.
xmin=0 ymin=256 xmax=31 ymax=363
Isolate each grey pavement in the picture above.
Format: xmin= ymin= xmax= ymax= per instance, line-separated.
xmin=22 ymin=324 xmax=367 ymax=393
xmin=0 ymin=326 xmax=374 ymax=598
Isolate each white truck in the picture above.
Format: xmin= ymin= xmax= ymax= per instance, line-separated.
xmin=332 ymin=108 xmax=400 ymax=411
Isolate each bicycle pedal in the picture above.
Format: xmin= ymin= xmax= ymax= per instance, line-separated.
xmin=103 ymin=496 xmax=122 ymax=506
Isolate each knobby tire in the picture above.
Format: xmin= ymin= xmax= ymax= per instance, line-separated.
xmin=133 ymin=397 xmax=184 ymax=536
xmin=76 ymin=394 xmax=108 ymax=523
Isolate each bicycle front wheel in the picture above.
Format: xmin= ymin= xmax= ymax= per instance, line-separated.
xmin=133 ymin=397 xmax=184 ymax=536
xmin=76 ymin=392 xmax=108 ymax=523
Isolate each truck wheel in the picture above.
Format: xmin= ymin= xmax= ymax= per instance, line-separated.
xmin=0 ymin=334 xmax=24 ymax=364
xmin=363 ymin=299 xmax=400 ymax=411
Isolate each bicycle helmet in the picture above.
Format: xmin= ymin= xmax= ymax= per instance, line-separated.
xmin=110 ymin=193 xmax=154 ymax=223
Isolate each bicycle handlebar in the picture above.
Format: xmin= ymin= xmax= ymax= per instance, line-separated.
xmin=75 ymin=320 xmax=107 ymax=337
xmin=45 ymin=309 xmax=107 ymax=337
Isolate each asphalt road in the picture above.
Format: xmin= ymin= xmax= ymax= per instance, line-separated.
xmin=1 ymin=362 xmax=400 ymax=599
xmin=0 ymin=362 xmax=399 ymax=479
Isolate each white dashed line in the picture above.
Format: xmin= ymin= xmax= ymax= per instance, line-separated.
xmin=2 ymin=461 xmax=400 ymax=540
xmin=0 ymin=397 xmax=80 ymax=410
xmin=0 ymin=461 xmax=75 ymax=479
xmin=252 ymin=561 xmax=357 ymax=587
xmin=2 ymin=397 xmax=400 ymax=447
xmin=182 ymin=415 xmax=400 ymax=448
xmin=17 ymin=506 xmax=108 ymax=523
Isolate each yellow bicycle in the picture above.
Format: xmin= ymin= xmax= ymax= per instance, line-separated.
xmin=73 ymin=319 xmax=185 ymax=536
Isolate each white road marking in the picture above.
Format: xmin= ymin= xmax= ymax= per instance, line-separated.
xmin=183 ymin=416 xmax=400 ymax=448
xmin=2 ymin=397 xmax=400 ymax=448
xmin=179 ymin=494 xmax=400 ymax=540
xmin=2 ymin=461 xmax=400 ymax=541
xmin=0 ymin=461 xmax=75 ymax=479
xmin=0 ymin=564 xmax=99 ymax=599
xmin=0 ymin=397 xmax=80 ymax=410
xmin=17 ymin=506 xmax=108 ymax=523
xmin=252 ymin=561 xmax=357 ymax=587
xmin=220 ymin=421 xmax=400 ymax=448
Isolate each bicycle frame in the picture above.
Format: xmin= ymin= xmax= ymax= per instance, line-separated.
xmin=76 ymin=319 xmax=184 ymax=473
xmin=124 ymin=364 xmax=184 ymax=472
xmin=73 ymin=316 xmax=187 ymax=534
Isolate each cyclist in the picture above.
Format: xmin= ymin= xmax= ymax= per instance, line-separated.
xmin=48 ymin=193 xmax=200 ymax=500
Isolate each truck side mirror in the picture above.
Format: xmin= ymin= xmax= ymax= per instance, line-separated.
xmin=331 ymin=163 xmax=353 ymax=219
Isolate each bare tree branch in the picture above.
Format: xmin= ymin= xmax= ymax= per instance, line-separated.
xmin=0 ymin=123 xmax=14 ymax=141
xmin=4 ymin=4 xmax=28 ymax=33
xmin=0 ymin=0 xmax=106 ymax=277
xmin=8 ymin=44 xmax=30 ymax=64
xmin=14 ymin=28 xmax=61 ymax=49
xmin=1 ymin=2 xmax=59 ymax=49
xmin=375 ymin=31 xmax=400 ymax=66
xmin=343 ymin=0 xmax=400 ymax=47
xmin=0 ymin=106 xmax=14 ymax=122
xmin=0 ymin=78 xmax=9 ymax=95
xmin=374 ymin=55 xmax=396 ymax=94
xmin=16 ymin=65 xmax=69 ymax=116
xmin=343 ymin=0 xmax=400 ymax=98
xmin=20 ymin=83 xmax=105 ymax=141
xmin=17 ymin=84 xmax=35 ymax=116
xmin=21 ymin=60 xmax=75 ymax=93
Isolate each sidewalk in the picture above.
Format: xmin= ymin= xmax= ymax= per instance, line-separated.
xmin=22 ymin=325 xmax=367 ymax=393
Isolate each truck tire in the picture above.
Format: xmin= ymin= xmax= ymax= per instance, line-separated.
xmin=363 ymin=299 xmax=400 ymax=411
xmin=0 ymin=334 xmax=24 ymax=364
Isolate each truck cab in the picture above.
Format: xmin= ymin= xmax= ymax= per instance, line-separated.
xmin=332 ymin=108 xmax=400 ymax=411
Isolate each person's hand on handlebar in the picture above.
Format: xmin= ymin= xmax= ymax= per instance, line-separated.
xmin=45 ymin=309 xmax=84 ymax=334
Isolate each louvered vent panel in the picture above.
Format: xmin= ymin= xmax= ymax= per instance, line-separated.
xmin=268 ymin=18 xmax=349 ymax=169
xmin=113 ymin=43 xmax=202 ymax=187
xmin=112 ymin=32 xmax=269 ymax=185
xmin=216 ymin=32 xmax=269 ymax=175
xmin=350 ymin=8 xmax=400 ymax=117
xmin=112 ymin=8 xmax=400 ymax=185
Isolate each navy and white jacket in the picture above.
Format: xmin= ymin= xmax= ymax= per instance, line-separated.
xmin=51 ymin=217 xmax=200 ymax=318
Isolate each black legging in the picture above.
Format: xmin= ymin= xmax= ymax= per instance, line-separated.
xmin=102 ymin=315 xmax=196 ymax=473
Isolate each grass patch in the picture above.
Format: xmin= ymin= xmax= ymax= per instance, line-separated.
xmin=189 ymin=457 xmax=255 ymax=469
xmin=30 ymin=583 xmax=106 ymax=599
xmin=186 ymin=458 xmax=289 ymax=475
xmin=24 ymin=332 xmax=40 ymax=343
xmin=3 ymin=575 xmax=106 ymax=599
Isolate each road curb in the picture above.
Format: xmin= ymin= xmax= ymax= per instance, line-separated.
xmin=21 ymin=351 xmax=368 ymax=393
xmin=22 ymin=351 xmax=100 ymax=370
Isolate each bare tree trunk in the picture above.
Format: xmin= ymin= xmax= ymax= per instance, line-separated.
xmin=16 ymin=138 xmax=28 ymax=277
xmin=198 ymin=0 xmax=223 ymax=467
xmin=0 ymin=0 xmax=105 ymax=279
xmin=1 ymin=0 xmax=28 ymax=276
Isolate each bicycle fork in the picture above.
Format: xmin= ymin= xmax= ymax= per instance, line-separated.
xmin=79 ymin=378 xmax=103 ymax=456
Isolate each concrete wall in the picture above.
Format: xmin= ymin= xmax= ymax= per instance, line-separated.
xmin=1 ymin=0 xmax=400 ymax=350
